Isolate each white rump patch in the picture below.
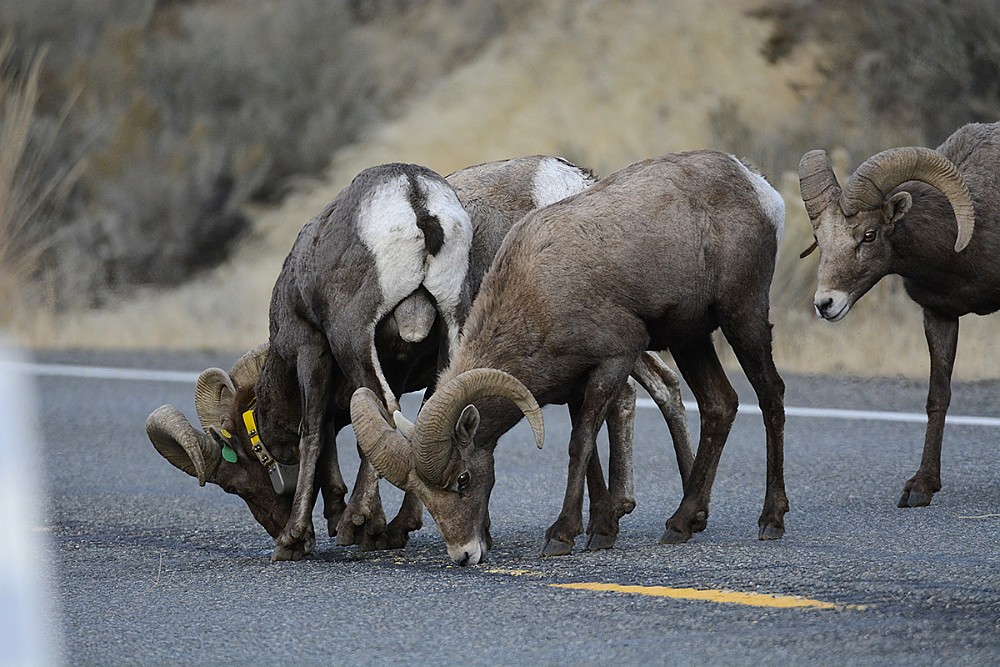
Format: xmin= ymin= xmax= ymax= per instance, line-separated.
xmin=357 ymin=174 xmax=426 ymax=310
xmin=357 ymin=172 xmax=472 ymax=374
xmin=731 ymin=156 xmax=785 ymax=248
xmin=419 ymin=175 xmax=473 ymax=354
xmin=531 ymin=157 xmax=596 ymax=208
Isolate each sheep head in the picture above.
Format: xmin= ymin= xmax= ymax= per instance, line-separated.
xmin=798 ymin=146 xmax=975 ymax=321
xmin=351 ymin=368 xmax=544 ymax=565
xmin=146 ymin=344 xmax=293 ymax=538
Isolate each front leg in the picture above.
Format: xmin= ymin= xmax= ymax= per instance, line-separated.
xmin=900 ymin=310 xmax=957 ymax=507
xmin=585 ymin=381 xmax=638 ymax=551
xmin=542 ymin=360 xmax=633 ymax=557
xmin=382 ymin=492 xmax=424 ymax=549
xmin=272 ymin=351 xmax=329 ymax=561
xmin=336 ymin=454 xmax=388 ymax=548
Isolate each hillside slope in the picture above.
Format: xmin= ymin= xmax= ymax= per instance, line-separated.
xmin=21 ymin=0 xmax=1000 ymax=378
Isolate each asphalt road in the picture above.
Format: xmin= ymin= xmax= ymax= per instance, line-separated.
xmin=6 ymin=349 xmax=1000 ymax=666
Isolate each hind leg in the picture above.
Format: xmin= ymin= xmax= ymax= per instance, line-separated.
xmin=661 ymin=335 xmax=738 ymax=544
xmin=721 ymin=312 xmax=788 ymax=539
xmin=632 ymin=352 xmax=694 ymax=487
xmin=318 ymin=419 xmax=349 ymax=537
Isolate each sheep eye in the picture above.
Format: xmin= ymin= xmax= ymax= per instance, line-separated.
xmin=862 ymin=229 xmax=877 ymax=242
xmin=456 ymin=471 xmax=471 ymax=489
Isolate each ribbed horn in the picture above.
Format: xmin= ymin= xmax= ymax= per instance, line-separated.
xmin=146 ymin=404 xmax=222 ymax=486
xmin=413 ymin=368 xmax=544 ymax=485
xmin=843 ymin=146 xmax=975 ymax=251
xmin=194 ymin=367 xmax=235 ymax=433
xmin=350 ymin=388 xmax=414 ymax=489
xmin=230 ymin=342 xmax=269 ymax=389
xmin=798 ymin=149 xmax=842 ymax=222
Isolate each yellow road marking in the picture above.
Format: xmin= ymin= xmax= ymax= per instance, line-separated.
xmin=551 ymin=582 xmax=843 ymax=609
xmin=482 ymin=567 xmax=546 ymax=577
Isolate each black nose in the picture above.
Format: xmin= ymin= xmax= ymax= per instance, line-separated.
xmin=815 ymin=297 xmax=833 ymax=316
xmin=459 ymin=551 xmax=471 ymax=566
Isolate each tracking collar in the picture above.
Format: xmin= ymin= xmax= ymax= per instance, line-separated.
xmin=205 ymin=398 xmax=299 ymax=495
xmin=240 ymin=404 xmax=299 ymax=495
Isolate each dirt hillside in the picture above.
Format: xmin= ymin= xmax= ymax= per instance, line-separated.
xmin=21 ymin=0 xmax=1000 ymax=379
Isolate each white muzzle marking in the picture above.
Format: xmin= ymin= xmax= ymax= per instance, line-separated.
xmin=814 ymin=289 xmax=851 ymax=322
xmin=448 ymin=538 xmax=486 ymax=566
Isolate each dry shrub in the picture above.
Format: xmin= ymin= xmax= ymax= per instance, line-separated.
xmin=0 ymin=0 xmax=538 ymax=304
xmin=0 ymin=38 xmax=81 ymax=329
xmin=10 ymin=0 xmax=1000 ymax=379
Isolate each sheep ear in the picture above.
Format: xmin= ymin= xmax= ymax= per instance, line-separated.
xmin=883 ymin=191 xmax=912 ymax=225
xmin=454 ymin=405 xmax=480 ymax=448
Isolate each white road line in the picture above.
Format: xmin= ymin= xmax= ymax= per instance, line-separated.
xmin=0 ymin=361 xmax=200 ymax=384
xmin=4 ymin=360 xmax=999 ymax=427
xmin=639 ymin=398 xmax=1000 ymax=427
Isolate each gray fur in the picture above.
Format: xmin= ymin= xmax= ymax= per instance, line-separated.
xmin=359 ymin=150 xmax=789 ymax=564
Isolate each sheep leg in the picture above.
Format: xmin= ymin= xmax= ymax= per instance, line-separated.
xmin=900 ymin=310 xmax=957 ymax=507
xmin=542 ymin=360 xmax=632 ymax=557
xmin=631 ymin=352 xmax=694 ymax=487
xmin=723 ymin=315 xmax=788 ymax=540
xmin=336 ymin=455 xmax=388 ymax=548
xmin=661 ymin=335 xmax=737 ymax=544
xmin=585 ymin=381 xmax=638 ymax=551
xmin=272 ymin=346 xmax=332 ymax=562
xmin=582 ymin=441 xmax=615 ymax=551
xmin=328 ymin=325 xmax=394 ymax=547
xmin=318 ymin=417 xmax=349 ymax=537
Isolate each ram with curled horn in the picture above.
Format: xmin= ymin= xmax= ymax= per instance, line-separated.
xmin=146 ymin=156 xmax=693 ymax=562
xmin=146 ymin=344 xmax=295 ymax=541
xmin=354 ymin=150 xmax=790 ymax=565
xmin=798 ymin=122 xmax=1000 ymax=508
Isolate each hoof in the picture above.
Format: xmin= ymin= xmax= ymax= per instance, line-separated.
xmin=659 ymin=527 xmax=691 ymax=545
xmin=585 ymin=533 xmax=617 ymax=551
xmin=358 ymin=529 xmax=409 ymax=552
xmin=540 ymin=538 xmax=574 ymax=557
xmin=758 ymin=523 xmax=784 ymax=540
xmin=271 ymin=543 xmax=305 ymax=562
xmin=898 ymin=488 xmax=932 ymax=508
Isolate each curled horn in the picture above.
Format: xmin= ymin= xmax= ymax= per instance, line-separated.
xmin=146 ymin=405 xmax=222 ymax=486
xmin=229 ymin=342 xmax=269 ymax=390
xmin=843 ymin=146 xmax=975 ymax=251
xmin=413 ymin=368 xmax=544 ymax=486
xmin=798 ymin=149 xmax=843 ymax=222
xmin=797 ymin=149 xmax=837 ymax=259
xmin=194 ymin=367 xmax=235 ymax=433
xmin=350 ymin=388 xmax=414 ymax=489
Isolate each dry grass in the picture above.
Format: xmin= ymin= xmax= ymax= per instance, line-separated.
xmin=11 ymin=0 xmax=1000 ymax=380
xmin=0 ymin=37 xmax=82 ymax=331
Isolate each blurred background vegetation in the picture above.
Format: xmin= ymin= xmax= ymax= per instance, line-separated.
xmin=3 ymin=0 xmax=1000 ymax=377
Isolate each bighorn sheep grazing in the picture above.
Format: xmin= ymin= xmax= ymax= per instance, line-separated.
xmin=147 ymin=156 xmax=692 ymax=560
xmin=353 ymin=150 xmax=787 ymax=565
xmin=798 ymin=122 xmax=995 ymax=508
xmin=150 ymin=162 xmax=474 ymax=560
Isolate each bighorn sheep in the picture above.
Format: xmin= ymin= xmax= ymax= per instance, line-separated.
xmin=798 ymin=122 xmax=994 ymax=508
xmin=353 ymin=150 xmax=787 ymax=565
xmin=150 ymin=162 xmax=474 ymax=560
xmin=147 ymin=156 xmax=692 ymax=559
